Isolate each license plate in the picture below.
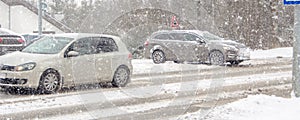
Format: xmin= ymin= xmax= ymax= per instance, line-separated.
xmin=0 ymin=73 xmax=6 ymax=79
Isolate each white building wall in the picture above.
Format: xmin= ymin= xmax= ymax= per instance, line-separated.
xmin=0 ymin=1 xmax=64 ymax=34
xmin=10 ymin=6 xmax=64 ymax=34
xmin=0 ymin=1 xmax=9 ymax=28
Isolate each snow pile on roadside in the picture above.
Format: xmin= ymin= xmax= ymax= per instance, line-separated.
xmin=180 ymin=94 xmax=300 ymax=120
xmin=251 ymin=47 xmax=292 ymax=59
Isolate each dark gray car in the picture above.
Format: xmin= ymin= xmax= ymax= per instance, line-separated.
xmin=144 ymin=30 xmax=250 ymax=65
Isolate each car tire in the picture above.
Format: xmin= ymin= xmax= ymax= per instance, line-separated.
xmin=209 ymin=50 xmax=224 ymax=65
xmin=174 ymin=60 xmax=183 ymax=64
xmin=112 ymin=66 xmax=130 ymax=87
xmin=230 ymin=61 xmax=241 ymax=66
xmin=38 ymin=69 xmax=60 ymax=94
xmin=152 ymin=50 xmax=166 ymax=64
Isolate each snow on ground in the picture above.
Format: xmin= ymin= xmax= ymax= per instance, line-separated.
xmin=179 ymin=94 xmax=300 ymax=120
xmin=176 ymin=47 xmax=295 ymax=120
xmin=250 ymin=47 xmax=292 ymax=59
xmin=41 ymin=47 xmax=293 ymax=119
xmin=0 ymin=47 xmax=294 ymax=119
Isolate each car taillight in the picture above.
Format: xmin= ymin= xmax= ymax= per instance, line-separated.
xmin=0 ymin=38 xmax=2 ymax=43
xmin=18 ymin=39 xmax=25 ymax=43
xmin=144 ymin=40 xmax=149 ymax=47
xmin=128 ymin=53 xmax=133 ymax=59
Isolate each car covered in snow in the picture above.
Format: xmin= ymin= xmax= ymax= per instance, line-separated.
xmin=0 ymin=33 xmax=133 ymax=94
xmin=0 ymin=28 xmax=26 ymax=55
xmin=144 ymin=30 xmax=250 ymax=65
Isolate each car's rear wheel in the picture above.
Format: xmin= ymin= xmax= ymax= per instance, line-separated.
xmin=112 ymin=66 xmax=130 ymax=87
xmin=209 ymin=50 xmax=224 ymax=65
xmin=38 ymin=69 xmax=60 ymax=94
xmin=152 ymin=50 xmax=166 ymax=64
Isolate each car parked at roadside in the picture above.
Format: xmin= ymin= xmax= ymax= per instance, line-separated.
xmin=0 ymin=33 xmax=133 ymax=94
xmin=0 ymin=28 xmax=26 ymax=55
xmin=144 ymin=30 xmax=250 ymax=65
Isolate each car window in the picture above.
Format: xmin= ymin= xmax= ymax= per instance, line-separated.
xmin=169 ymin=33 xmax=185 ymax=41
xmin=153 ymin=33 xmax=170 ymax=40
xmin=69 ymin=37 xmax=95 ymax=55
xmin=184 ymin=33 xmax=202 ymax=41
xmin=93 ymin=37 xmax=118 ymax=53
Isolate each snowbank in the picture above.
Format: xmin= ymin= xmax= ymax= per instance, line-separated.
xmin=180 ymin=94 xmax=300 ymax=120
xmin=250 ymin=47 xmax=292 ymax=59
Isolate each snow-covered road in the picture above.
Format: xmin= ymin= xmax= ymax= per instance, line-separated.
xmin=0 ymin=47 xmax=294 ymax=119
xmin=0 ymin=58 xmax=292 ymax=119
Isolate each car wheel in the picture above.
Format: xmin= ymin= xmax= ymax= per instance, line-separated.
xmin=230 ymin=61 xmax=240 ymax=66
xmin=209 ymin=50 xmax=224 ymax=65
xmin=174 ymin=60 xmax=183 ymax=64
xmin=112 ymin=66 xmax=130 ymax=87
xmin=38 ymin=69 xmax=60 ymax=94
xmin=152 ymin=50 xmax=166 ymax=64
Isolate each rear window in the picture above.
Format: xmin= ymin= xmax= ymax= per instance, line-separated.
xmin=0 ymin=28 xmax=18 ymax=35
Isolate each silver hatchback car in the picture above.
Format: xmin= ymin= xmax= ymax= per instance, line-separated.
xmin=144 ymin=30 xmax=250 ymax=65
xmin=0 ymin=33 xmax=133 ymax=94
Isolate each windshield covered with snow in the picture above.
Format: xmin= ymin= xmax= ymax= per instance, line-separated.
xmin=21 ymin=36 xmax=73 ymax=54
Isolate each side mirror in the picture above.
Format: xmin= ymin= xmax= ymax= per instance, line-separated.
xmin=67 ymin=51 xmax=79 ymax=57
xmin=196 ymin=38 xmax=205 ymax=44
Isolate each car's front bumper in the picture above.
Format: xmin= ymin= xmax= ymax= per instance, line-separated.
xmin=226 ymin=48 xmax=251 ymax=61
xmin=0 ymin=70 xmax=41 ymax=88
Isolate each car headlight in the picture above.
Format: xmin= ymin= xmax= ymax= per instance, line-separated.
xmin=15 ymin=62 xmax=36 ymax=71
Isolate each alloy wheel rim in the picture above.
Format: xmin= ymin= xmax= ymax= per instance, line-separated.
xmin=44 ymin=73 xmax=58 ymax=91
xmin=115 ymin=68 xmax=128 ymax=85
xmin=153 ymin=51 xmax=163 ymax=63
xmin=211 ymin=52 xmax=223 ymax=65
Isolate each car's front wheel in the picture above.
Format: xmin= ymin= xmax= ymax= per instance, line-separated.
xmin=152 ymin=50 xmax=166 ymax=64
xmin=209 ymin=50 xmax=224 ymax=65
xmin=38 ymin=69 xmax=60 ymax=94
xmin=112 ymin=66 xmax=130 ymax=87
xmin=230 ymin=60 xmax=242 ymax=66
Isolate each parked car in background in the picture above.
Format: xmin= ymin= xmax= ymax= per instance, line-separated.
xmin=22 ymin=33 xmax=43 ymax=45
xmin=0 ymin=28 xmax=26 ymax=55
xmin=0 ymin=33 xmax=133 ymax=94
xmin=144 ymin=30 xmax=250 ymax=65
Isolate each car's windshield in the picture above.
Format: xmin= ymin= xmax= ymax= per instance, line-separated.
xmin=22 ymin=36 xmax=74 ymax=54
xmin=202 ymin=32 xmax=223 ymax=41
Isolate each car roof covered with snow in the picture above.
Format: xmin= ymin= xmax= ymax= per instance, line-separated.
xmin=50 ymin=33 xmax=120 ymax=40
xmin=151 ymin=30 xmax=211 ymax=37
xmin=0 ymin=28 xmax=21 ymax=35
